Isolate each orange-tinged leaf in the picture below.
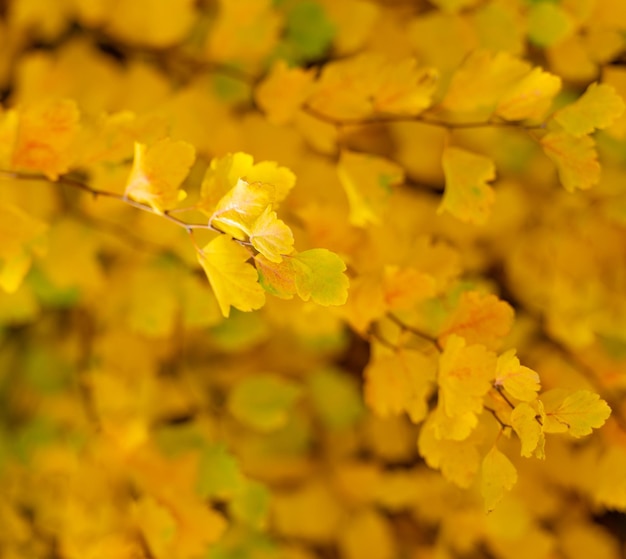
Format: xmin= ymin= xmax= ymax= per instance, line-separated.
xmin=12 ymin=98 xmax=80 ymax=180
xmin=337 ymin=150 xmax=404 ymax=227
xmin=254 ymin=60 xmax=315 ymax=125
xmin=481 ymin=447 xmax=517 ymax=512
xmin=209 ymin=178 xmax=272 ymax=240
xmin=364 ymin=349 xmax=436 ymax=423
xmin=382 ymin=266 xmax=436 ymax=311
xmin=291 ymin=249 xmax=349 ymax=306
xmin=197 ymin=235 xmax=265 ymax=317
xmin=495 ymin=67 xmax=561 ymax=121
xmin=510 ymin=402 xmax=545 ymax=459
xmin=438 ymin=147 xmax=496 ymax=225
xmin=553 ymin=82 xmax=625 ymax=137
xmin=494 ymin=349 xmax=540 ymax=402
xmin=438 ymin=334 xmax=497 ymax=422
xmin=439 ymin=291 xmax=514 ymax=351
xmin=124 ymin=138 xmax=195 ymax=214
xmin=540 ymin=132 xmax=600 ymax=192
xmin=255 ymin=254 xmax=297 ymax=299
xmin=248 ymin=205 xmax=294 ymax=263
xmin=441 ymin=50 xmax=530 ymax=113
xmin=541 ymin=389 xmax=611 ymax=437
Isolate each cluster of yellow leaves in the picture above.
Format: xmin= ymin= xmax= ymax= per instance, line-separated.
xmin=194 ymin=152 xmax=348 ymax=316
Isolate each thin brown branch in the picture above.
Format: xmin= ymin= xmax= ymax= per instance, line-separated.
xmin=485 ymin=406 xmax=512 ymax=431
xmin=387 ymin=313 xmax=442 ymax=351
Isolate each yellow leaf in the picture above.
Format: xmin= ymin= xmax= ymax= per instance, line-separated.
xmin=494 ymin=349 xmax=540 ymax=402
xmin=0 ymin=203 xmax=47 ymax=293
xmin=481 ymin=446 xmax=517 ymax=512
xmin=124 ymin=138 xmax=195 ymax=214
xmin=338 ymin=509 xmax=396 ymax=559
xmin=199 ymin=152 xmax=255 ymax=211
xmin=441 ymin=51 xmax=530 ymax=114
xmin=541 ymin=389 xmax=611 ymax=437
xmin=495 ymin=67 xmax=562 ymax=121
xmin=337 ymin=150 xmax=404 ymax=227
xmin=438 ymin=291 xmax=514 ymax=351
xmin=290 ymin=249 xmax=349 ymax=306
xmin=209 ymin=178 xmax=272 ymax=240
xmin=12 ymin=98 xmax=80 ymax=180
xmin=381 ymin=266 xmax=436 ymax=311
xmin=248 ymin=205 xmax=294 ymax=263
xmin=364 ymin=349 xmax=436 ymax=423
xmin=197 ymin=235 xmax=265 ymax=317
xmin=308 ymin=54 xmax=437 ymax=119
xmin=437 ymin=334 xmax=497 ymax=424
xmin=438 ymin=147 xmax=496 ymax=225
xmin=254 ymin=60 xmax=315 ymax=125
xmin=418 ymin=413 xmax=481 ymax=488
xmin=100 ymin=0 xmax=196 ymax=48
xmin=553 ymin=82 xmax=625 ymax=137
xmin=540 ymin=132 xmax=600 ymax=191
xmin=602 ymin=66 xmax=626 ymax=138
xmin=206 ymin=0 xmax=282 ymax=68
xmin=510 ymin=402 xmax=545 ymax=459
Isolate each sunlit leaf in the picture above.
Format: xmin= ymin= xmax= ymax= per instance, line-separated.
xmin=124 ymin=138 xmax=195 ymax=214
xmin=197 ymin=235 xmax=265 ymax=317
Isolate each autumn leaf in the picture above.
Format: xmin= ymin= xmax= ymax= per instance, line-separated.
xmin=540 ymin=132 xmax=600 ymax=192
xmin=436 ymin=334 xmax=497 ymax=433
xmin=441 ymin=50 xmax=530 ymax=113
xmin=255 ymin=254 xmax=297 ymax=299
xmin=337 ymin=150 xmax=404 ymax=227
xmin=308 ymin=53 xmax=437 ymax=119
xmin=553 ymin=83 xmax=625 ymax=137
xmin=494 ymin=349 xmax=540 ymax=402
xmin=199 ymin=153 xmax=296 ymax=215
xmin=438 ymin=291 xmax=514 ymax=351
xmin=254 ymin=60 xmax=315 ymax=125
xmin=208 ymin=178 xmax=272 ymax=240
xmin=0 ymin=203 xmax=47 ymax=293
xmin=418 ymin=413 xmax=481 ymax=488
xmin=438 ymin=147 xmax=496 ymax=225
xmin=364 ymin=348 xmax=436 ymax=423
xmin=124 ymin=138 xmax=195 ymax=214
xmin=248 ymin=205 xmax=294 ymax=263
xmin=197 ymin=235 xmax=265 ymax=317
xmin=481 ymin=446 xmax=517 ymax=512
xmin=290 ymin=249 xmax=349 ymax=306
xmin=510 ymin=402 xmax=545 ymax=459
xmin=495 ymin=67 xmax=561 ymax=121
xmin=11 ymin=98 xmax=80 ymax=180
xmin=541 ymin=389 xmax=611 ymax=437
xmin=382 ymin=266 xmax=436 ymax=311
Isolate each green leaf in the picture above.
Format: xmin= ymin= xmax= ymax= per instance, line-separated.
xmin=197 ymin=444 xmax=243 ymax=500
xmin=228 ymin=374 xmax=302 ymax=432
xmin=291 ymin=249 xmax=349 ymax=306
xmin=229 ymin=480 xmax=271 ymax=530
xmin=308 ymin=367 xmax=364 ymax=429
xmin=275 ymin=0 xmax=335 ymax=64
